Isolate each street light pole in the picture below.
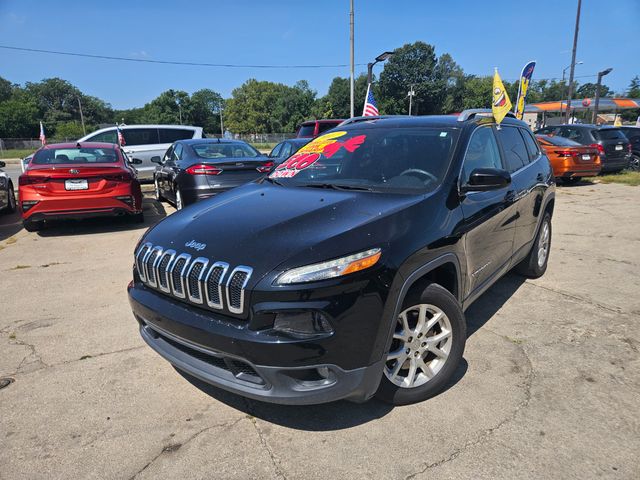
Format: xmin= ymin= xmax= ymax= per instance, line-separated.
xmin=565 ymin=0 xmax=582 ymax=123
xmin=77 ymin=97 xmax=86 ymax=136
xmin=349 ymin=0 xmax=355 ymax=118
xmin=592 ymin=68 xmax=613 ymax=124
xmin=408 ymin=85 xmax=415 ymax=115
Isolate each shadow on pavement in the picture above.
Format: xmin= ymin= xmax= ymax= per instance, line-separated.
xmin=0 ymin=210 xmax=22 ymax=242
xmin=34 ymin=197 xmax=168 ymax=237
xmin=177 ymin=359 xmax=468 ymax=430
xmin=465 ymin=272 xmax=527 ymax=338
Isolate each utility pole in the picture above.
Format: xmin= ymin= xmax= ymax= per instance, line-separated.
xmin=219 ymin=104 xmax=224 ymax=137
xmin=349 ymin=0 xmax=355 ymax=118
xmin=77 ymin=97 xmax=86 ymax=135
xmin=565 ymin=0 xmax=582 ymax=124
xmin=178 ymin=103 xmax=183 ymax=125
xmin=408 ymin=85 xmax=416 ymax=115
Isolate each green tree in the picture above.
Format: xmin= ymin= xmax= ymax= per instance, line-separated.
xmin=577 ymin=82 xmax=611 ymax=99
xmin=313 ymin=75 xmax=368 ymax=118
xmin=627 ymin=76 xmax=640 ymax=98
xmin=378 ymin=42 xmax=444 ymax=115
xmin=0 ymin=76 xmax=13 ymax=103
xmin=0 ymin=95 xmax=39 ymax=138
xmin=143 ymin=89 xmax=192 ymax=124
xmin=191 ymin=89 xmax=223 ymax=134
xmin=54 ymin=121 xmax=85 ymax=140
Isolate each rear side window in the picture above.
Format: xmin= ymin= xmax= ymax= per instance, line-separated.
xmin=297 ymin=124 xmax=316 ymax=137
xmin=159 ymin=128 xmax=196 ymax=143
xmin=122 ymin=128 xmax=160 ymax=146
xmin=497 ymin=126 xmax=529 ymax=172
xmin=87 ymin=129 xmax=117 ymax=143
xmin=318 ymin=122 xmax=338 ymax=134
xmin=520 ymin=128 xmax=541 ymax=161
xmin=173 ymin=143 xmax=183 ymax=160
xmin=462 ymin=127 xmax=503 ymax=183
xmin=269 ymin=143 xmax=283 ymax=158
xmin=279 ymin=142 xmax=293 ymax=158
xmin=558 ymin=127 xmax=585 ymax=142
xmin=594 ymin=129 xmax=627 ymax=141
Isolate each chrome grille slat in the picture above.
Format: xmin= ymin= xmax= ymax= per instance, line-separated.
xmin=204 ymin=261 xmax=229 ymax=309
xmin=226 ymin=266 xmax=253 ymax=314
xmin=186 ymin=257 xmax=209 ymax=304
xmin=135 ymin=243 xmax=251 ymax=316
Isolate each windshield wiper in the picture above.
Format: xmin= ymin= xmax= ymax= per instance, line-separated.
xmin=298 ymin=182 xmax=374 ymax=192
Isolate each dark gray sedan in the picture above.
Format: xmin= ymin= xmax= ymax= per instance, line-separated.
xmin=152 ymin=139 xmax=274 ymax=209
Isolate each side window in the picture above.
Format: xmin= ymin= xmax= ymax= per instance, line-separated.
xmin=163 ymin=146 xmax=174 ymax=163
xmin=122 ymin=128 xmax=160 ymax=146
xmin=87 ymin=129 xmax=117 ymax=144
xmin=462 ymin=127 xmax=503 ymax=183
xmin=158 ymin=128 xmax=196 ymax=143
xmin=520 ymin=128 xmax=541 ymax=162
xmin=318 ymin=123 xmax=337 ymax=134
xmin=173 ymin=143 xmax=183 ymax=161
xmin=279 ymin=142 xmax=293 ymax=159
xmin=269 ymin=143 xmax=282 ymax=158
xmin=496 ymin=126 xmax=529 ymax=173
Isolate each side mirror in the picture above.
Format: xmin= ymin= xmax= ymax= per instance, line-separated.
xmin=0 ymin=161 xmax=5 ymax=168
xmin=150 ymin=156 xmax=162 ymax=164
xmin=461 ymin=168 xmax=511 ymax=193
xmin=130 ymin=158 xmax=143 ymax=165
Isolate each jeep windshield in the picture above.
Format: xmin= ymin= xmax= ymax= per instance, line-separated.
xmin=268 ymin=127 xmax=459 ymax=193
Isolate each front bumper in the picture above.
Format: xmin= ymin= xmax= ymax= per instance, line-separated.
xmin=129 ymin=283 xmax=387 ymax=404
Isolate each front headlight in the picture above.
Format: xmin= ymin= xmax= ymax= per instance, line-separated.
xmin=276 ymin=248 xmax=382 ymax=285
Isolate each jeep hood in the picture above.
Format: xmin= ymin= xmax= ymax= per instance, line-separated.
xmin=142 ymin=183 xmax=423 ymax=284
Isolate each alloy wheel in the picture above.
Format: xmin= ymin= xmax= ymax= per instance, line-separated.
xmin=384 ymin=304 xmax=453 ymax=388
xmin=537 ymin=220 xmax=550 ymax=268
xmin=630 ymin=155 xmax=640 ymax=172
xmin=8 ymin=185 xmax=16 ymax=211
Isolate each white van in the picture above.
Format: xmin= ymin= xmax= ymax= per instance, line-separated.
xmin=79 ymin=125 xmax=204 ymax=181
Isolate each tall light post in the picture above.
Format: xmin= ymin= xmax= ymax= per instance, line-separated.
xmin=77 ymin=97 xmax=86 ymax=136
xmin=565 ymin=0 xmax=582 ymax=123
xmin=560 ymin=61 xmax=583 ymax=117
xmin=407 ymin=85 xmax=416 ymax=115
xmin=367 ymin=51 xmax=393 ymax=85
xmin=592 ymin=67 xmax=613 ymax=124
xmin=349 ymin=0 xmax=355 ymax=118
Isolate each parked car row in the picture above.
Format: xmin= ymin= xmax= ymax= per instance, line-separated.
xmin=535 ymin=124 xmax=636 ymax=178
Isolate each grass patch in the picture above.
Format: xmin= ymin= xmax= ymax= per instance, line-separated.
xmin=0 ymin=148 xmax=35 ymax=159
xmin=587 ymin=170 xmax=640 ymax=186
xmin=10 ymin=265 xmax=31 ymax=270
xmin=251 ymin=142 xmax=277 ymax=150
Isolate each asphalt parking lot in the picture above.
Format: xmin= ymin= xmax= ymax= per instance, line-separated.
xmin=1 ymin=183 xmax=639 ymax=479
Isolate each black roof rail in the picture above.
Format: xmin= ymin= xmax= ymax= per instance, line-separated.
xmin=457 ymin=109 xmax=517 ymax=122
xmin=338 ymin=115 xmax=411 ymax=127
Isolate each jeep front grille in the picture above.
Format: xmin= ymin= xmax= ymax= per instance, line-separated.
xmin=134 ymin=244 xmax=252 ymax=315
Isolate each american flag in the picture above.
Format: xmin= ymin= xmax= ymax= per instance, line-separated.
xmin=39 ymin=121 xmax=46 ymax=145
xmin=362 ymin=85 xmax=379 ymax=117
xmin=116 ymin=125 xmax=126 ymax=146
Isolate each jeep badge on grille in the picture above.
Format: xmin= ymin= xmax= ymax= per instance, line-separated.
xmin=185 ymin=240 xmax=207 ymax=251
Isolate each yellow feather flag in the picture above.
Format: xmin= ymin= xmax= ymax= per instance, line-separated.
xmin=492 ymin=68 xmax=512 ymax=125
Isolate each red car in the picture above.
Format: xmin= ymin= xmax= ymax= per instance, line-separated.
xmin=295 ymin=119 xmax=344 ymax=138
xmin=19 ymin=142 xmax=143 ymax=231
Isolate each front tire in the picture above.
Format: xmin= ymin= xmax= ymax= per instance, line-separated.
xmin=562 ymin=177 xmax=581 ymax=185
xmin=376 ymin=284 xmax=466 ymax=405
xmin=516 ymin=212 xmax=552 ymax=278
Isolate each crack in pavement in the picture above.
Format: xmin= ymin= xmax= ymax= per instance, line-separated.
xmin=128 ymin=417 xmax=245 ymax=480
xmin=524 ymin=281 xmax=628 ymax=316
xmin=243 ymin=398 xmax=288 ymax=480
xmin=405 ymin=331 xmax=535 ymax=480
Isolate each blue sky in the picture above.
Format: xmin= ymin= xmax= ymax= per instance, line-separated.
xmin=1 ymin=0 xmax=638 ymax=109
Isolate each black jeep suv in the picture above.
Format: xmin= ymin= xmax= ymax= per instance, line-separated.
xmin=128 ymin=111 xmax=555 ymax=406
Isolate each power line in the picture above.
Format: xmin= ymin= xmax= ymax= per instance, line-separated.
xmin=0 ymin=44 xmax=366 ymax=69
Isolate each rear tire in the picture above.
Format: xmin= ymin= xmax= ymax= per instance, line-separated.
xmin=629 ymin=155 xmax=639 ymax=171
xmin=376 ymin=284 xmax=466 ymax=406
xmin=516 ymin=212 xmax=552 ymax=278
xmin=23 ymin=219 xmax=43 ymax=232
xmin=2 ymin=183 xmax=16 ymax=213
xmin=131 ymin=212 xmax=144 ymax=224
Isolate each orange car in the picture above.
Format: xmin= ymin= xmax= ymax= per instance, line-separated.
xmin=536 ymin=134 xmax=601 ymax=184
